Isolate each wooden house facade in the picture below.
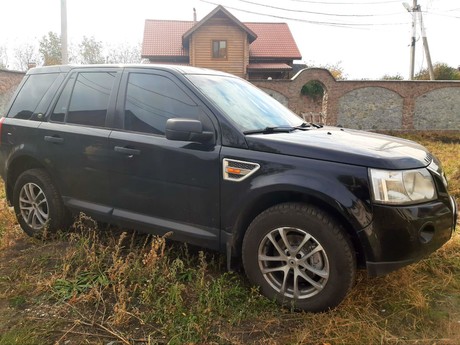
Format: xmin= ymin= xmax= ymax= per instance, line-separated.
xmin=142 ymin=6 xmax=301 ymax=79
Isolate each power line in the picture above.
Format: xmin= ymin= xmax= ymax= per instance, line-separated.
xmin=283 ymin=0 xmax=405 ymax=4
xmin=200 ymin=0 xmax=409 ymax=28
xmin=425 ymin=10 xmax=460 ymax=19
xmin=236 ymin=0 xmax=403 ymax=17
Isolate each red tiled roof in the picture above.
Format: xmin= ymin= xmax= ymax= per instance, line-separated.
xmin=142 ymin=19 xmax=301 ymax=60
xmin=142 ymin=20 xmax=194 ymax=57
xmin=247 ymin=63 xmax=293 ymax=71
xmin=245 ymin=23 xmax=301 ymax=59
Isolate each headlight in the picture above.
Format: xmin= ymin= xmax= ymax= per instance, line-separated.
xmin=369 ymin=168 xmax=437 ymax=205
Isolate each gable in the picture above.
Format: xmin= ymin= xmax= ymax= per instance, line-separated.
xmin=182 ymin=5 xmax=257 ymax=46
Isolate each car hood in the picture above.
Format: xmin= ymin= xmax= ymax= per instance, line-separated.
xmin=245 ymin=127 xmax=432 ymax=170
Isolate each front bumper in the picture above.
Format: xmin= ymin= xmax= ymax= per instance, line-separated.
xmin=359 ymin=195 xmax=457 ymax=277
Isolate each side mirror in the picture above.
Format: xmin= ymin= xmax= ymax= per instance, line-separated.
xmin=165 ymin=118 xmax=214 ymax=144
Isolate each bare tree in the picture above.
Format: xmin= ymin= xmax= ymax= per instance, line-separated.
xmin=67 ymin=42 xmax=79 ymax=64
xmin=106 ymin=42 xmax=141 ymax=64
xmin=0 ymin=46 xmax=8 ymax=69
xmin=14 ymin=42 xmax=39 ymax=71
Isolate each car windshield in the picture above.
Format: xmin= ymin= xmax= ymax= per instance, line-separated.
xmin=187 ymin=74 xmax=304 ymax=133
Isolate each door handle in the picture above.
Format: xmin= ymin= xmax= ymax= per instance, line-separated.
xmin=44 ymin=135 xmax=64 ymax=144
xmin=114 ymin=146 xmax=141 ymax=156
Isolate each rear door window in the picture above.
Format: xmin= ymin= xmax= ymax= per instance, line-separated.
xmin=8 ymin=73 xmax=59 ymax=119
xmin=51 ymin=74 xmax=75 ymax=122
xmin=51 ymin=72 xmax=116 ymax=127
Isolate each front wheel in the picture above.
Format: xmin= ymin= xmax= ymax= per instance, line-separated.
xmin=242 ymin=203 xmax=356 ymax=312
xmin=13 ymin=169 xmax=70 ymax=237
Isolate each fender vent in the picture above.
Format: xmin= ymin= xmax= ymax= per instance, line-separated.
xmin=223 ymin=158 xmax=260 ymax=182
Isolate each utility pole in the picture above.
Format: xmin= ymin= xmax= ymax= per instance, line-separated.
xmin=403 ymin=1 xmax=434 ymax=80
xmin=61 ymin=0 xmax=69 ymax=65
xmin=407 ymin=0 xmax=417 ymax=80
xmin=418 ymin=9 xmax=435 ymax=80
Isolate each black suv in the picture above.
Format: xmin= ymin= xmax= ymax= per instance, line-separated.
xmin=0 ymin=65 xmax=457 ymax=311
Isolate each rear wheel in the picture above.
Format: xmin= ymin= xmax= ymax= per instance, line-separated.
xmin=13 ymin=169 xmax=70 ymax=237
xmin=242 ymin=203 xmax=356 ymax=312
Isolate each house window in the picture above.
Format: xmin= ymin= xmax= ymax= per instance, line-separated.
xmin=212 ymin=40 xmax=227 ymax=59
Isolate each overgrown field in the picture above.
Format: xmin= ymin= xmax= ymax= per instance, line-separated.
xmin=0 ymin=132 xmax=459 ymax=344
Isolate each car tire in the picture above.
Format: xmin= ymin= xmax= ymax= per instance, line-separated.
xmin=242 ymin=202 xmax=356 ymax=312
xmin=13 ymin=169 xmax=70 ymax=237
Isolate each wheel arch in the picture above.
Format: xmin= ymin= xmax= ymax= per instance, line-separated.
xmin=5 ymin=155 xmax=47 ymax=204
xmin=231 ymin=191 xmax=367 ymax=268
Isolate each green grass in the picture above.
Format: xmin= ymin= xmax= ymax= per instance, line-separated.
xmin=0 ymin=326 xmax=48 ymax=345
xmin=0 ymin=131 xmax=459 ymax=344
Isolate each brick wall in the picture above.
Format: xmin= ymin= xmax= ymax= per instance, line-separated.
xmin=252 ymin=68 xmax=460 ymax=131
xmin=0 ymin=70 xmax=25 ymax=116
xmin=1 ymin=68 xmax=459 ymax=130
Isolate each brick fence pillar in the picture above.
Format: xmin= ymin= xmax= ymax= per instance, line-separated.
xmin=402 ymin=97 xmax=415 ymax=130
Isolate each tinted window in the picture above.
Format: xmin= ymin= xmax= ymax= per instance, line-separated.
xmin=66 ymin=72 xmax=115 ymax=127
xmin=8 ymin=73 xmax=58 ymax=119
xmin=50 ymin=74 xmax=75 ymax=122
xmin=124 ymin=73 xmax=200 ymax=135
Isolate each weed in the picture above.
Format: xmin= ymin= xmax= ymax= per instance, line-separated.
xmin=0 ymin=132 xmax=459 ymax=344
xmin=53 ymin=270 xmax=109 ymax=300
xmin=9 ymin=295 xmax=27 ymax=309
xmin=0 ymin=328 xmax=43 ymax=345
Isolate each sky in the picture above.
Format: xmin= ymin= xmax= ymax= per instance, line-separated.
xmin=0 ymin=0 xmax=459 ymax=79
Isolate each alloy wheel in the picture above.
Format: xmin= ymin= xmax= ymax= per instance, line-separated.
xmin=19 ymin=182 xmax=49 ymax=230
xmin=258 ymin=227 xmax=330 ymax=299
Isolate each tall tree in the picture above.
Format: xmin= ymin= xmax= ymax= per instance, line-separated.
xmin=39 ymin=32 xmax=62 ymax=66
xmin=79 ymin=36 xmax=104 ymax=64
xmin=415 ymin=62 xmax=460 ymax=80
xmin=14 ymin=43 xmax=39 ymax=71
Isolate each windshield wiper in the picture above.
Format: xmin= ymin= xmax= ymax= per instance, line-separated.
xmin=243 ymin=126 xmax=296 ymax=135
xmin=243 ymin=122 xmax=323 ymax=135
xmin=296 ymin=122 xmax=323 ymax=129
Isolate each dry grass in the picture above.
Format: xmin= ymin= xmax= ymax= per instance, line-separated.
xmin=0 ymin=131 xmax=459 ymax=344
xmin=0 ymin=183 xmax=22 ymax=250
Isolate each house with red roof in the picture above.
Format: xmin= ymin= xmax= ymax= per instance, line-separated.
xmin=141 ymin=5 xmax=302 ymax=80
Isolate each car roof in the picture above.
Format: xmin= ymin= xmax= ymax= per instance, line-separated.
xmin=26 ymin=64 xmax=234 ymax=77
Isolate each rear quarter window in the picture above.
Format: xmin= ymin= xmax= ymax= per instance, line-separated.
xmin=7 ymin=73 xmax=59 ymax=120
